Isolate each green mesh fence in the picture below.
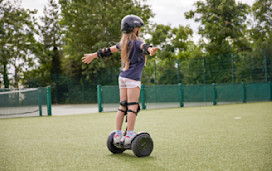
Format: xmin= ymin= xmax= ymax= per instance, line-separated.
xmin=102 ymin=86 xmax=120 ymax=103
xmin=53 ymin=74 xmax=97 ymax=104
xmin=68 ymin=82 xmax=97 ymax=104
xmin=183 ymin=84 xmax=213 ymax=103
xmin=0 ymin=87 xmax=52 ymax=119
xmin=145 ymin=85 xmax=179 ymax=102
xmin=100 ymin=86 xmax=120 ymax=112
xmin=98 ymin=82 xmax=272 ymax=112
xmin=26 ymin=51 xmax=270 ymax=106
xmin=144 ymin=85 xmax=180 ymax=109
xmin=216 ymin=84 xmax=243 ymax=104
xmin=247 ymin=83 xmax=271 ymax=102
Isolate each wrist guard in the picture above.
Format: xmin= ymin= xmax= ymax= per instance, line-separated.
xmin=97 ymin=48 xmax=112 ymax=58
xmin=142 ymin=44 xmax=152 ymax=55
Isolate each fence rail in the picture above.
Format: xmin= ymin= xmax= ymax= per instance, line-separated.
xmin=0 ymin=86 xmax=52 ymax=118
xmin=98 ymin=82 xmax=272 ymax=112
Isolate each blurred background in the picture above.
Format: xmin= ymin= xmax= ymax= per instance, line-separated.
xmin=1 ymin=0 xmax=271 ymax=104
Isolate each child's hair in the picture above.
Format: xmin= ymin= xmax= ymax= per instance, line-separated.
xmin=120 ymin=31 xmax=137 ymax=71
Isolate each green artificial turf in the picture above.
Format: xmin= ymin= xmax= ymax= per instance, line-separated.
xmin=0 ymin=102 xmax=271 ymax=171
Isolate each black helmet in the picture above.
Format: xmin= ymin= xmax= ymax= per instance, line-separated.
xmin=121 ymin=15 xmax=144 ymax=33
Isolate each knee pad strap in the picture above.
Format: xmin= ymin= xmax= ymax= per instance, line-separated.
xmin=118 ymin=108 xmax=126 ymax=114
xmin=127 ymin=102 xmax=141 ymax=115
xmin=127 ymin=109 xmax=138 ymax=115
xmin=118 ymin=101 xmax=128 ymax=115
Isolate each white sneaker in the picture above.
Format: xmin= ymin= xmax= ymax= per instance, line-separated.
xmin=113 ymin=134 xmax=122 ymax=144
xmin=124 ymin=133 xmax=136 ymax=145
xmin=120 ymin=135 xmax=126 ymax=142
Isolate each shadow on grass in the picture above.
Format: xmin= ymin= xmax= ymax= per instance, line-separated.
xmin=108 ymin=152 xmax=156 ymax=160
xmin=106 ymin=152 xmax=167 ymax=170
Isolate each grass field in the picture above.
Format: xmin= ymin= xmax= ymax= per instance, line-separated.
xmin=0 ymin=102 xmax=272 ymax=171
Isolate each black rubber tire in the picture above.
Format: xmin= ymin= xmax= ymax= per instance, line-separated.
xmin=131 ymin=134 xmax=153 ymax=157
xmin=107 ymin=132 xmax=126 ymax=154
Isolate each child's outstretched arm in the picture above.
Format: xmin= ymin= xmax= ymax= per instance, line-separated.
xmin=82 ymin=45 xmax=120 ymax=64
xmin=140 ymin=43 xmax=158 ymax=56
xmin=148 ymin=47 xmax=158 ymax=56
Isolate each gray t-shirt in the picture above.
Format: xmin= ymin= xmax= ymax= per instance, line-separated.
xmin=116 ymin=39 xmax=145 ymax=81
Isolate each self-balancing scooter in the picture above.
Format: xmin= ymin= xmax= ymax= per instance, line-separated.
xmin=107 ymin=131 xmax=153 ymax=157
xmin=107 ymin=101 xmax=153 ymax=157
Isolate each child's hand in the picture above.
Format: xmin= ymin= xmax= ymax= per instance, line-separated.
xmin=82 ymin=53 xmax=96 ymax=64
xmin=149 ymin=47 xmax=158 ymax=56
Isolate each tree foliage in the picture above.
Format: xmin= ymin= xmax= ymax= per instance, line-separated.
xmin=1 ymin=0 xmax=271 ymax=90
xmin=251 ymin=0 xmax=272 ymax=51
xmin=23 ymin=0 xmax=63 ymax=87
xmin=0 ymin=0 xmax=39 ymax=88
xmin=142 ymin=24 xmax=196 ymax=85
xmin=241 ymin=0 xmax=272 ymax=82
xmin=59 ymin=0 xmax=153 ymax=84
xmin=185 ymin=0 xmax=250 ymax=55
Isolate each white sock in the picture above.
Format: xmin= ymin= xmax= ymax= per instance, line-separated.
xmin=116 ymin=130 xmax=122 ymax=136
xmin=126 ymin=131 xmax=135 ymax=137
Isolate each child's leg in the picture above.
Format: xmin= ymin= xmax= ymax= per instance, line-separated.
xmin=116 ymin=88 xmax=127 ymax=130
xmin=114 ymin=88 xmax=127 ymax=144
xmin=124 ymin=87 xmax=140 ymax=144
xmin=127 ymin=87 xmax=140 ymax=131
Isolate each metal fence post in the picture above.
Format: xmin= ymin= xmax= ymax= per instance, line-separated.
xmin=82 ymin=77 xmax=85 ymax=103
xmin=38 ymin=87 xmax=42 ymax=116
xmin=242 ymin=82 xmax=247 ymax=103
xmin=53 ymin=74 xmax=58 ymax=104
xmin=203 ymin=56 xmax=207 ymax=102
xmin=232 ymin=53 xmax=235 ymax=84
xmin=47 ymin=86 xmax=52 ymax=116
xmin=67 ymin=76 xmax=71 ymax=104
xmin=177 ymin=59 xmax=180 ymax=84
xmin=97 ymin=85 xmax=103 ymax=112
xmin=265 ymin=51 xmax=268 ymax=82
xmin=141 ymin=84 xmax=146 ymax=110
xmin=269 ymin=81 xmax=272 ymax=101
xmin=212 ymin=83 xmax=217 ymax=105
xmin=179 ymin=83 xmax=184 ymax=107
xmin=115 ymin=68 xmax=119 ymax=86
xmin=154 ymin=59 xmax=157 ymax=84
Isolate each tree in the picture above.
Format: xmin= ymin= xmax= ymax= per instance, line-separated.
xmin=251 ymin=0 xmax=272 ymax=45
xmin=143 ymin=24 xmax=195 ymax=85
xmin=185 ymin=0 xmax=250 ymax=55
xmin=184 ymin=0 xmax=251 ymax=84
xmin=59 ymin=0 xmax=153 ymax=84
xmin=0 ymin=0 xmax=39 ymax=88
xmin=0 ymin=0 xmax=10 ymax=88
xmin=23 ymin=0 xmax=63 ymax=87
xmin=40 ymin=0 xmax=62 ymax=76
xmin=242 ymin=0 xmax=272 ymax=82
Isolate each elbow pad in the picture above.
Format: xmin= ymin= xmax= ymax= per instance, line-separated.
xmin=97 ymin=48 xmax=112 ymax=58
xmin=141 ymin=44 xmax=152 ymax=55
